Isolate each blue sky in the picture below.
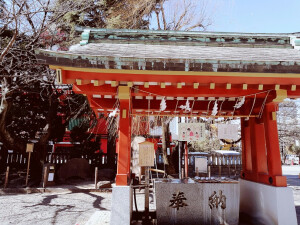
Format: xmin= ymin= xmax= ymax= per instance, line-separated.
xmin=149 ymin=0 xmax=300 ymax=33
xmin=207 ymin=0 xmax=300 ymax=33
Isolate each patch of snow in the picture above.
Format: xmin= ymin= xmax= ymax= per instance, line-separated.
xmin=69 ymin=44 xmax=83 ymax=52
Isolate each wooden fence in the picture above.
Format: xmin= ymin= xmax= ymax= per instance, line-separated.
xmin=6 ymin=152 xmax=114 ymax=169
xmin=188 ymin=153 xmax=242 ymax=177
xmin=156 ymin=152 xmax=242 ymax=177
xmin=156 ymin=153 xmax=242 ymax=166
xmin=45 ymin=152 xmax=111 ymax=167
xmin=207 ymin=154 xmax=242 ymax=166
xmin=6 ymin=151 xmax=241 ymax=177
xmin=188 ymin=153 xmax=242 ymax=166
xmin=6 ymin=152 xmax=28 ymax=168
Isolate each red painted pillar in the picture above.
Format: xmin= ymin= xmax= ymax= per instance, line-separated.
xmin=116 ymin=86 xmax=132 ymax=186
xmin=249 ymin=117 xmax=268 ymax=182
xmin=241 ymin=118 xmax=252 ymax=176
xmin=263 ymin=103 xmax=286 ymax=187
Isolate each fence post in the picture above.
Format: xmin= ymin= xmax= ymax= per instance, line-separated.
xmin=178 ymin=142 xmax=182 ymax=179
xmin=235 ymin=156 xmax=237 ymax=176
xmin=4 ymin=166 xmax=9 ymax=188
xmin=25 ymin=151 xmax=32 ymax=187
xmin=145 ymin=166 xmax=150 ymax=219
xmin=43 ymin=166 xmax=48 ymax=188
xmin=95 ymin=167 xmax=98 ymax=189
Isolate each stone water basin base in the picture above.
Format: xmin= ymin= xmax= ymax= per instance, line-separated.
xmin=155 ymin=178 xmax=239 ymax=225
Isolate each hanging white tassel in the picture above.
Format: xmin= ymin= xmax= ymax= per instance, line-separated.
xmin=179 ymin=100 xmax=191 ymax=112
xmin=234 ymin=96 xmax=245 ymax=109
xmin=160 ymin=97 xmax=167 ymax=111
xmin=109 ymin=108 xmax=118 ymax=117
xmin=211 ymin=100 xmax=218 ymax=116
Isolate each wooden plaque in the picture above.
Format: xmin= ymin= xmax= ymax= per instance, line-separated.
xmin=178 ymin=123 xmax=205 ymax=141
xmin=139 ymin=141 xmax=155 ymax=167
xmin=26 ymin=143 xmax=34 ymax=153
xmin=217 ymin=124 xmax=239 ymax=140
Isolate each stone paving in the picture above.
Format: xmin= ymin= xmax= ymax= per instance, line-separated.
xmin=0 ymin=191 xmax=112 ymax=225
xmin=0 ymin=165 xmax=299 ymax=225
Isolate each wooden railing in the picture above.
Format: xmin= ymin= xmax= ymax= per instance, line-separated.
xmin=206 ymin=154 xmax=242 ymax=166
xmin=188 ymin=153 xmax=242 ymax=177
xmin=156 ymin=152 xmax=242 ymax=177
xmin=6 ymin=152 xmax=28 ymax=167
xmin=6 ymin=150 xmax=241 ymax=176
xmin=6 ymin=152 xmax=115 ymax=169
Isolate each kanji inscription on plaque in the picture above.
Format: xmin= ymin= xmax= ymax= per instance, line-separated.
xmin=208 ymin=190 xmax=227 ymax=209
xmin=169 ymin=191 xmax=188 ymax=210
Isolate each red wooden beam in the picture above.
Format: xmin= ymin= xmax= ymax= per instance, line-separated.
xmin=63 ymin=70 xmax=300 ymax=86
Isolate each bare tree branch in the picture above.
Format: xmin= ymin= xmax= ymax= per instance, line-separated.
xmin=0 ymin=0 xmax=26 ymax=62
xmin=154 ymin=0 xmax=212 ymax=31
xmin=160 ymin=2 xmax=167 ymax=30
xmin=155 ymin=10 xmax=161 ymax=30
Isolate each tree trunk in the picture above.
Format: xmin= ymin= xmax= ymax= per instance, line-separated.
xmin=0 ymin=145 xmax=8 ymax=173
xmin=29 ymin=93 xmax=58 ymax=186
xmin=0 ymin=97 xmax=26 ymax=153
xmin=30 ymin=143 xmax=47 ymax=186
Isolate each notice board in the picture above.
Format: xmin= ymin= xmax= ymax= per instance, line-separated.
xmin=178 ymin=123 xmax=205 ymax=141
xmin=139 ymin=141 xmax=155 ymax=167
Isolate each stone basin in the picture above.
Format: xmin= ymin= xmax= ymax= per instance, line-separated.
xmin=155 ymin=178 xmax=239 ymax=225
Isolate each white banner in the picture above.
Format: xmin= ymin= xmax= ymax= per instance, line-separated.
xmin=217 ymin=124 xmax=239 ymax=140
xmin=178 ymin=123 xmax=205 ymax=141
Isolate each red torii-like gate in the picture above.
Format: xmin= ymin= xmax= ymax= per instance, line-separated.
xmin=36 ymin=28 xmax=300 ymax=224
xmin=67 ymin=74 xmax=288 ymax=187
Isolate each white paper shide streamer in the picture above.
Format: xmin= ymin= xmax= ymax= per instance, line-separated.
xmin=160 ymin=97 xmax=167 ymax=111
xmin=109 ymin=108 xmax=118 ymax=117
xmin=211 ymin=100 xmax=218 ymax=116
xmin=234 ymin=96 xmax=245 ymax=109
xmin=179 ymin=100 xmax=191 ymax=112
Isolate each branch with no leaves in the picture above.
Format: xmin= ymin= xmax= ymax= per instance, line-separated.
xmin=155 ymin=0 xmax=211 ymax=31
xmin=0 ymin=1 xmax=26 ymax=62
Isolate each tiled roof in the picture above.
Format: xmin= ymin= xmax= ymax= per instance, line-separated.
xmin=35 ymin=28 xmax=300 ymax=73
xmin=68 ymin=43 xmax=300 ymax=62
xmin=76 ymin=26 xmax=299 ymax=48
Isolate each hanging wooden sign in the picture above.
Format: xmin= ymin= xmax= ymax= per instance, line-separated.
xmin=26 ymin=143 xmax=34 ymax=153
xmin=178 ymin=123 xmax=205 ymax=141
xmin=139 ymin=141 xmax=155 ymax=167
xmin=217 ymin=124 xmax=239 ymax=140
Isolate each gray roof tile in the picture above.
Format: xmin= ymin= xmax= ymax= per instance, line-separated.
xmin=68 ymin=43 xmax=300 ymax=62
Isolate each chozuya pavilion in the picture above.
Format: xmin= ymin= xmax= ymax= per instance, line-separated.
xmin=36 ymin=28 xmax=300 ymax=225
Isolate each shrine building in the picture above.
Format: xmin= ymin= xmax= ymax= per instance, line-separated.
xmin=36 ymin=28 xmax=300 ymax=225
